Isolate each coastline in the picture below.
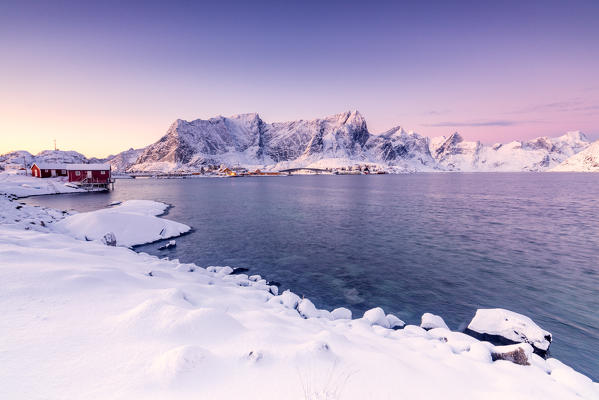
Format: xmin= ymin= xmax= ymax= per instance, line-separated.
xmin=0 ymin=182 xmax=597 ymax=399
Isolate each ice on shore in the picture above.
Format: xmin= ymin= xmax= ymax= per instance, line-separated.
xmin=52 ymin=200 xmax=191 ymax=247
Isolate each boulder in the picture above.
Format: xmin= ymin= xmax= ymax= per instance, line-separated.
xmin=331 ymin=307 xmax=352 ymax=320
xmin=465 ymin=308 xmax=552 ymax=355
xmin=420 ymin=313 xmax=449 ymax=330
xmin=386 ymin=314 xmax=405 ymax=329
xmin=363 ymin=307 xmax=390 ymax=328
xmin=491 ymin=343 xmax=533 ymax=366
xmin=158 ymin=240 xmax=176 ymax=250
xmin=101 ymin=232 xmax=117 ymax=246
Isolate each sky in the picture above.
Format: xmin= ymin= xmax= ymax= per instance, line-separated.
xmin=1 ymin=0 xmax=598 ymax=157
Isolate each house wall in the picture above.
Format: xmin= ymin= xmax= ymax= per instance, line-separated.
xmin=31 ymin=165 xmax=52 ymax=178
xmin=31 ymin=165 xmax=68 ymax=178
xmin=68 ymin=169 xmax=111 ymax=183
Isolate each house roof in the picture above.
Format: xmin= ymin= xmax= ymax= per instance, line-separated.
xmin=32 ymin=163 xmax=67 ymax=170
xmin=65 ymin=164 xmax=111 ymax=171
xmin=32 ymin=163 xmax=111 ymax=171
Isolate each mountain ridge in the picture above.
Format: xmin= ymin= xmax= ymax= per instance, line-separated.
xmin=0 ymin=111 xmax=593 ymax=173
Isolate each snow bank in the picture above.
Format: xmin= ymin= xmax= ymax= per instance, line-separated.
xmin=0 ymin=172 xmax=86 ymax=197
xmin=53 ymin=200 xmax=191 ymax=247
xmin=467 ymin=308 xmax=552 ymax=352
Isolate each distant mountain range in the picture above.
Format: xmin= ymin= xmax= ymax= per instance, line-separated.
xmin=1 ymin=110 xmax=597 ymax=173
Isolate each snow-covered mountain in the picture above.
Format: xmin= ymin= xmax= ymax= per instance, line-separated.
xmin=128 ymin=111 xmax=590 ymax=173
xmin=103 ymin=148 xmax=145 ymax=172
xmin=430 ymin=131 xmax=589 ymax=172
xmin=130 ymin=111 xmax=441 ymax=172
xmin=551 ymin=140 xmax=599 ymax=172
xmin=0 ymin=150 xmax=90 ymax=171
xmin=1 ymin=112 xmax=591 ymax=173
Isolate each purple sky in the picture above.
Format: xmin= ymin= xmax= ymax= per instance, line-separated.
xmin=1 ymin=0 xmax=598 ymax=157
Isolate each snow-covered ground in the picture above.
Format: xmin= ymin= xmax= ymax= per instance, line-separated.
xmin=0 ymin=186 xmax=597 ymax=399
xmin=53 ymin=199 xmax=191 ymax=247
xmin=0 ymin=171 xmax=86 ymax=197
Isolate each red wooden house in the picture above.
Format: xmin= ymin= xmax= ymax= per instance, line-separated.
xmin=66 ymin=164 xmax=111 ymax=184
xmin=31 ymin=163 xmax=68 ymax=178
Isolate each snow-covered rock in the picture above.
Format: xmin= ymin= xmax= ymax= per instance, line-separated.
xmin=421 ymin=313 xmax=449 ymax=330
xmin=297 ymin=298 xmax=318 ymax=319
xmin=466 ymin=308 xmax=552 ymax=353
xmin=386 ymin=314 xmax=405 ymax=329
xmin=52 ymin=200 xmax=191 ymax=247
xmin=158 ymin=240 xmax=176 ymax=250
xmin=330 ymin=307 xmax=352 ymax=320
xmin=551 ymin=139 xmax=599 ymax=172
xmin=362 ymin=307 xmax=391 ymax=328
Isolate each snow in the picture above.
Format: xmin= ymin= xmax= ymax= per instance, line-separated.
xmin=421 ymin=312 xmax=450 ymax=330
xmin=63 ymin=163 xmax=111 ymax=170
xmin=551 ymin=139 xmax=599 ymax=172
xmin=0 ymin=186 xmax=597 ymax=399
xmin=121 ymin=110 xmax=591 ymax=173
xmin=362 ymin=307 xmax=391 ymax=328
xmin=0 ymin=172 xmax=86 ymax=197
xmin=467 ymin=308 xmax=552 ymax=352
xmin=331 ymin=307 xmax=352 ymax=320
xmin=52 ymin=200 xmax=191 ymax=247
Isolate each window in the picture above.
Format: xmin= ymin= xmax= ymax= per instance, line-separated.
xmin=62 ymin=170 xmax=66 ymax=174
xmin=44 ymin=169 xmax=48 ymax=172
xmin=101 ymin=170 xmax=106 ymax=175
xmin=75 ymin=171 xmax=81 ymax=176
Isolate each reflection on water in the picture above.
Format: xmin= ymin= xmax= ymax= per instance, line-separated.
xmin=25 ymin=173 xmax=599 ymax=379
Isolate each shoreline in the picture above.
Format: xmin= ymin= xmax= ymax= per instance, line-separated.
xmin=1 ymin=182 xmax=597 ymax=398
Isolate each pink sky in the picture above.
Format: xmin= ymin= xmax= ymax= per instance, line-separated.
xmin=1 ymin=1 xmax=597 ymax=157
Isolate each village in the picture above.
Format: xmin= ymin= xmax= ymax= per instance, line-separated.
xmin=18 ymin=162 xmax=389 ymax=187
xmin=127 ymin=163 xmax=389 ymax=178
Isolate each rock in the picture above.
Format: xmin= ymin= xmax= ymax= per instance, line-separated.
xmin=363 ymin=307 xmax=390 ymax=328
xmin=330 ymin=307 xmax=352 ymax=320
xmin=267 ymin=290 xmax=300 ymax=309
xmin=491 ymin=343 xmax=533 ymax=366
xmin=297 ymin=298 xmax=317 ymax=319
xmin=465 ymin=308 xmax=552 ymax=355
xmin=158 ymin=240 xmax=176 ymax=250
xmin=386 ymin=314 xmax=405 ymax=329
xmin=420 ymin=313 xmax=449 ymax=330
xmin=101 ymin=232 xmax=117 ymax=246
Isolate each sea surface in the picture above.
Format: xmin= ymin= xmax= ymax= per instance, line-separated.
xmin=25 ymin=173 xmax=599 ymax=380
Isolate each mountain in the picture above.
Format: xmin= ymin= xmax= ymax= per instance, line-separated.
xmin=551 ymin=139 xmax=599 ymax=172
xmin=127 ymin=111 xmax=589 ymax=173
xmin=429 ymin=131 xmax=589 ymax=172
xmin=130 ymin=111 xmax=438 ymax=172
xmin=104 ymin=148 xmax=145 ymax=172
xmin=1 ymin=112 xmax=591 ymax=174
xmin=0 ymin=150 xmax=90 ymax=171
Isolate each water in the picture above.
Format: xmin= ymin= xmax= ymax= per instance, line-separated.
xmin=25 ymin=173 xmax=599 ymax=380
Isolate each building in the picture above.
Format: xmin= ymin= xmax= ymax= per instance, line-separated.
xmin=31 ymin=163 xmax=68 ymax=178
xmin=66 ymin=164 xmax=111 ymax=184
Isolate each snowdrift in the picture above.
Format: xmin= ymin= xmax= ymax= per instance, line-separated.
xmin=53 ymin=200 xmax=191 ymax=247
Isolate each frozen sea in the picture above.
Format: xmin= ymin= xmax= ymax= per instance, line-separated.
xmin=25 ymin=173 xmax=599 ymax=380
